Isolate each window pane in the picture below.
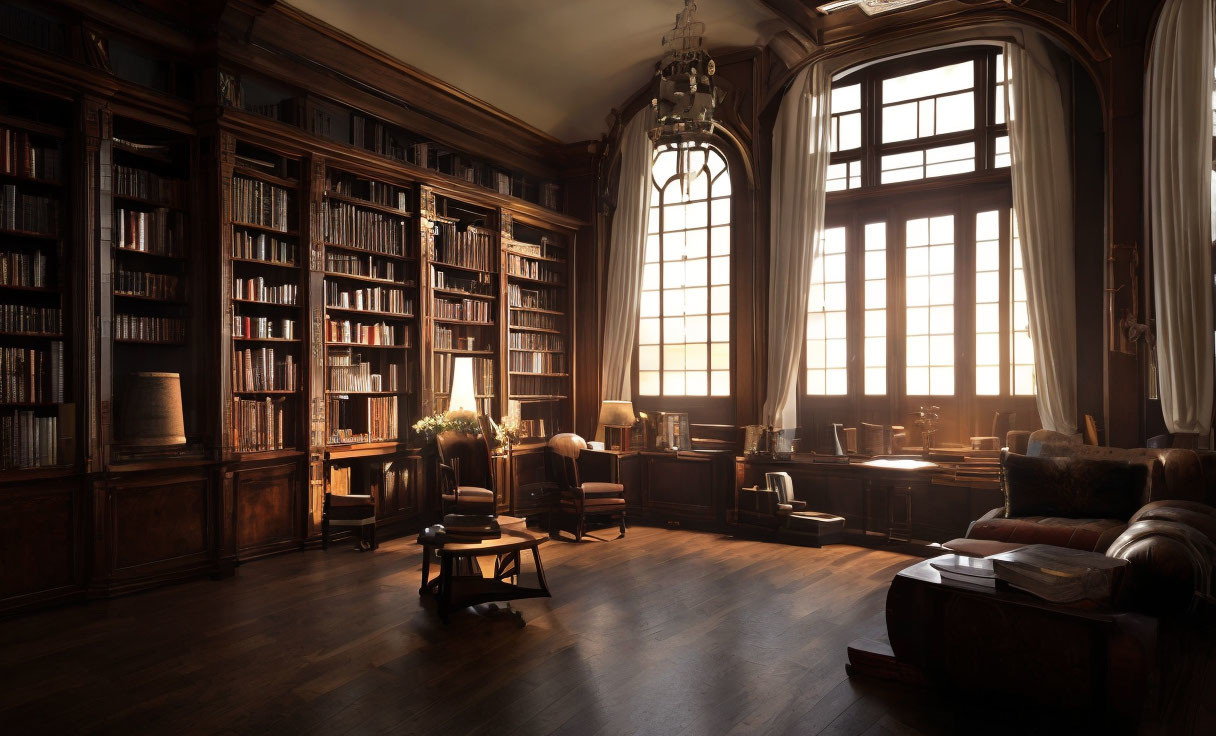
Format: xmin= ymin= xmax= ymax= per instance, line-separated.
xmin=642 ymin=140 xmax=732 ymax=396
xmin=906 ymin=215 xmax=954 ymax=395
xmin=1011 ymin=212 xmax=1035 ymax=395
xmin=994 ymin=135 xmax=1010 ymax=168
xmin=864 ymin=222 xmax=887 ymax=395
xmin=807 ymin=226 xmax=848 ymax=395
xmin=935 ymin=91 xmax=974 ymax=134
xmin=883 ymin=102 xmax=918 ymax=143
xmin=833 ymin=83 xmax=861 ymax=113
xmin=883 ymin=61 xmax=974 ymax=104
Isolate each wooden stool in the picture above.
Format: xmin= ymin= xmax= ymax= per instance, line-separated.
xmin=322 ymin=493 xmax=377 ymax=551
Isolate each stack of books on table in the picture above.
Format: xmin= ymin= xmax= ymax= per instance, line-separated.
xmin=929 ymin=555 xmax=997 ymax=592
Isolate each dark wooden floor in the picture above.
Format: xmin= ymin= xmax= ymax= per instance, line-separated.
xmin=0 ymin=527 xmax=970 ymax=735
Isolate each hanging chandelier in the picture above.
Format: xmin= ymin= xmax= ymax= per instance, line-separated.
xmin=650 ymin=0 xmax=720 ymax=142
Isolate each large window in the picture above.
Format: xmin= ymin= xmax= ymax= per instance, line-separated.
xmin=638 ymin=140 xmax=731 ymax=397
xmin=804 ymin=48 xmax=1036 ymax=439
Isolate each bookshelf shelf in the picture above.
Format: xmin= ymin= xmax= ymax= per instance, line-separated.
xmin=508 ymin=325 xmax=561 ymax=334
xmin=0 ymin=331 xmax=64 ymax=338
xmin=0 ymin=228 xmax=58 ymax=241
xmin=509 ymin=305 xmax=563 ymax=315
xmin=429 ymin=260 xmax=495 ymax=276
xmin=323 ymin=241 xmax=411 ymax=262
xmin=323 ymin=190 xmax=413 ymax=218
xmin=0 ymin=172 xmax=61 ymax=188
xmin=231 ymin=256 xmax=298 ymax=270
xmin=431 ymin=316 xmax=493 ymax=326
xmin=433 ymin=287 xmax=494 ymax=301
xmin=324 ymin=341 xmax=403 ymax=349
xmin=504 ymin=247 xmax=566 ymax=264
xmin=112 ymin=193 xmax=181 ymax=210
xmin=114 ymin=292 xmax=186 ymax=305
xmin=324 ymin=304 xmax=413 ymax=319
xmin=231 ymin=297 xmax=300 ymax=309
xmin=323 ymin=270 xmax=403 ymax=286
xmin=232 ymin=165 xmax=298 ymax=189
xmin=232 ymin=221 xmax=297 ymax=237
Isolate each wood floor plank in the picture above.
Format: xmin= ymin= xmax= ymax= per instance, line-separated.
xmin=0 ymin=527 xmax=948 ymax=736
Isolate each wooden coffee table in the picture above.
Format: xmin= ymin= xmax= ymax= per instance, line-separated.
xmin=418 ymin=524 xmax=551 ymax=622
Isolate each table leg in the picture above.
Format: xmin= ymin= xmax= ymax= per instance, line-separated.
xmin=439 ymin=554 xmax=453 ymax=622
xmin=531 ymin=543 xmax=550 ymax=597
xmin=419 ymin=544 xmax=432 ymax=595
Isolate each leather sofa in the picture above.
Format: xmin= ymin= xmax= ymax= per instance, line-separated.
xmin=949 ymin=430 xmax=1216 ymax=615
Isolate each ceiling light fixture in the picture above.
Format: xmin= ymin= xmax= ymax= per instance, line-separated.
xmin=650 ymin=0 xmax=720 ymax=143
xmin=817 ymin=0 xmax=935 ymax=16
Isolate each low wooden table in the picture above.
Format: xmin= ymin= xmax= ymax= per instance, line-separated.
xmin=418 ymin=522 xmax=551 ymax=622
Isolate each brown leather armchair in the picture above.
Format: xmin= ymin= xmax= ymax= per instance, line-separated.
xmin=435 ymin=431 xmax=497 ymax=515
xmin=548 ymin=433 xmax=626 ymax=542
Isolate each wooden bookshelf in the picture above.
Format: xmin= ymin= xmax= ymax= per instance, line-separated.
xmin=225 ymin=140 xmax=305 ymax=455
xmin=502 ymin=212 xmax=573 ymax=441
xmin=321 ymin=165 xmax=416 ymax=454
xmin=0 ymin=84 xmax=72 ymax=474
xmin=421 ymin=187 xmax=499 ymax=418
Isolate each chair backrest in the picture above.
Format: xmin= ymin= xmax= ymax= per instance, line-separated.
xmin=548 ymin=433 xmax=586 ymax=492
xmin=435 ymin=431 xmax=493 ymax=489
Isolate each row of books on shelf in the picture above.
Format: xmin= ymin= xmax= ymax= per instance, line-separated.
xmin=433 ymin=223 xmax=494 ymax=271
xmin=508 ymin=331 xmax=564 ymax=351
xmin=508 ymin=351 xmax=566 ymax=374
xmin=115 ymin=268 xmax=179 ymax=300
xmin=0 ymin=248 xmax=49 ymax=287
xmin=326 ymin=396 xmax=398 ymax=444
xmin=233 ymin=347 xmax=298 ymax=392
xmin=231 ymin=176 xmax=291 ymax=232
xmin=1 ymin=409 xmax=61 ymax=469
xmin=114 ymin=314 xmax=184 ymax=342
xmin=382 ymin=462 xmax=410 ymax=507
xmin=328 ymin=349 xmax=399 ymax=392
xmin=327 ymin=252 xmax=400 ymax=281
xmin=431 ymin=354 xmax=494 ymax=395
xmin=232 ymin=396 xmax=287 ymax=452
xmin=1 ymin=185 xmax=58 ymax=235
xmin=115 ymin=206 xmax=182 ymax=256
xmin=506 ymin=254 xmax=561 ymax=283
xmin=1 ymin=127 xmax=59 ymax=182
xmin=433 ymin=325 xmax=483 ymax=351
xmin=324 ymin=200 xmax=409 ymax=256
xmin=510 ymin=311 xmax=560 ymax=331
xmin=432 ymin=296 xmax=492 ymax=323
xmin=325 ymin=319 xmax=406 ymax=346
xmin=233 ymin=315 xmax=296 ymax=340
xmin=508 ymin=284 xmax=561 ymax=311
xmin=510 ymin=374 xmax=565 ymax=397
xmin=1 ymin=342 xmax=65 ymax=403
xmin=519 ymin=418 xmax=547 ymax=438
xmin=233 ymin=230 xmax=296 ymax=265
xmin=430 ymin=266 xmax=494 ymax=296
xmin=114 ymin=165 xmax=182 ymax=206
xmin=234 ymin=277 xmax=298 ymax=306
xmin=0 ymin=303 xmax=60 ymax=334
xmin=326 ymin=172 xmax=410 ymax=213
xmin=325 ymin=282 xmax=410 ymax=315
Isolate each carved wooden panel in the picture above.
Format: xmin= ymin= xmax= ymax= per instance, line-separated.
xmin=112 ymin=475 xmax=210 ymax=570
xmin=234 ymin=461 xmax=302 ymax=555
xmin=644 ymin=454 xmax=719 ymax=522
xmin=0 ymin=481 xmax=81 ymax=600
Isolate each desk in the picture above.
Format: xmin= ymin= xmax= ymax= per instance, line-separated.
xmin=735 ymin=456 xmax=1003 ymax=543
xmin=579 ymin=449 xmax=734 ymax=527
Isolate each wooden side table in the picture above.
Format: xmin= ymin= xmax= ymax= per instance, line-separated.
xmin=418 ymin=524 xmax=551 ymax=622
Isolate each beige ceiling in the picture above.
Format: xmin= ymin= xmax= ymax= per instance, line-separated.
xmin=286 ymin=0 xmax=780 ymax=143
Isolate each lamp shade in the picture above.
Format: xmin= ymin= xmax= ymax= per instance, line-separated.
xmin=598 ymin=400 xmax=635 ymax=428
xmin=446 ymin=356 xmax=478 ymax=419
xmin=119 ymin=372 xmax=186 ymax=446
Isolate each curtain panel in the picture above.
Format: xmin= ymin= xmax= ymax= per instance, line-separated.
xmin=762 ymin=63 xmax=832 ymax=429
xmin=1147 ymin=0 xmax=1216 ymax=437
xmin=1005 ymin=39 xmax=1079 ymax=436
xmin=600 ymin=109 xmax=654 ymax=407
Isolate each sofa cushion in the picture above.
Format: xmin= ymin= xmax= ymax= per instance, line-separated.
xmin=967 ymin=516 xmax=1128 ymax=553
xmin=942 ymin=537 xmax=1027 ymax=557
xmin=1003 ymin=451 xmax=1147 ymax=520
xmin=1029 ymin=443 xmax=1206 ymax=506
xmin=581 ymin=482 xmax=624 ymax=498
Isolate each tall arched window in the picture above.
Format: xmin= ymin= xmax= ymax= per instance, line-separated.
xmin=637 ymin=140 xmax=731 ymax=397
xmin=803 ymin=47 xmax=1038 ymax=444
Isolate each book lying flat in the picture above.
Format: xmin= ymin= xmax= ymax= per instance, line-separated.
xmin=930 ymin=554 xmax=997 ymax=589
xmin=988 ymin=544 xmax=1128 ymax=604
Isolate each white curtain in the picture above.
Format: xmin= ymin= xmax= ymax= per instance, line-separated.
xmin=1005 ymin=39 xmax=1078 ymax=436
xmin=762 ymin=63 xmax=832 ymax=429
xmin=1147 ymin=0 xmax=1216 ymax=437
xmin=600 ymin=109 xmax=654 ymax=404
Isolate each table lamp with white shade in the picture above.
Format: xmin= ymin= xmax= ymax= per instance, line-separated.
xmin=598 ymin=400 xmax=635 ymax=451
xmin=446 ymin=356 xmax=478 ymax=420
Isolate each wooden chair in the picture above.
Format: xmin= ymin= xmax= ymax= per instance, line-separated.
xmin=435 ymin=431 xmax=497 ymax=515
xmin=322 ymin=493 xmax=377 ymax=551
xmin=547 ymin=433 xmax=626 ymax=541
